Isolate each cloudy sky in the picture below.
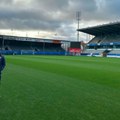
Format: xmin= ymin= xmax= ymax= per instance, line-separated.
xmin=0 ymin=0 xmax=120 ymax=41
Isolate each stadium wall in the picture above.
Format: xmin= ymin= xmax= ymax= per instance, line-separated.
xmin=0 ymin=50 xmax=66 ymax=55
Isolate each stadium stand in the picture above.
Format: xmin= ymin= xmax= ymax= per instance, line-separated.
xmin=0 ymin=35 xmax=67 ymax=55
xmin=78 ymin=22 xmax=120 ymax=57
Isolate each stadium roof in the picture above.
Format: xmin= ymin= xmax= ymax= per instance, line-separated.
xmin=78 ymin=22 xmax=120 ymax=36
xmin=0 ymin=35 xmax=70 ymax=43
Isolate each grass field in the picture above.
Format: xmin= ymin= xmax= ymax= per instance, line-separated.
xmin=0 ymin=55 xmax=120 ymax=120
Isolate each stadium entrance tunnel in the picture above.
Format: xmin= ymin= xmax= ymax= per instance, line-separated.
xmin=102 ymin=49 xmax=111 ymax=57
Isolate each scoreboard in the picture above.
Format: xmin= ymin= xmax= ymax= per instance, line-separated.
xmin=70 ymin=42 xmax=81 ymax=48
xmin=69 ymin=42 xmax=81 ymax=53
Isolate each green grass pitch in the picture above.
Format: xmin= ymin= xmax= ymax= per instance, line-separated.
xmin=0 ymin=55 xmax=120 ymax=120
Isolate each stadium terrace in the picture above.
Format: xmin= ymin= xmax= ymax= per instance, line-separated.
xmin=1 ymin=21 xmax=120 ymax=57
xmin=0 ymin=35 xmax=83 ymax=56
xmin=0 ymin=35 xmax=71 ymax=55
xmin=78 ymin=22 xmax=120 ymax=57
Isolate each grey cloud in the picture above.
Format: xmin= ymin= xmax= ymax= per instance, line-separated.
xmin=0 ymin=0 xmax=120 ymax=41
xmin=82 ymin=0 xmax=120 ymax=21
xmin=0 ymin=0 xmax=13 ymax=4
xmin=105 ymin=0 xmax=120 ymax=14
xmin=31 ymin=0 xmax=69 ymax=11
xmin=71 ymin=0 xmax=97 ymax=12
xmin=0 ymin=0 xmax=98 ymax=29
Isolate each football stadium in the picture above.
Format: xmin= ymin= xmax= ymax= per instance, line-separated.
xmin=0 ymin=22 xmax=120 ymax=120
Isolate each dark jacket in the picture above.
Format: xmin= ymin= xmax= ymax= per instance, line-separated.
xmin=0 ymin=55 xmax=6 ymax=71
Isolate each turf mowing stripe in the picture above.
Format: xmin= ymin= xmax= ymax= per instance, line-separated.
xmin=0 ymin=55 xmax=120 ymax=120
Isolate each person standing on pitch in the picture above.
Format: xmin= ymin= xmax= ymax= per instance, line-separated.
xmin=0 ymin=54 xmax=6 ymax=84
